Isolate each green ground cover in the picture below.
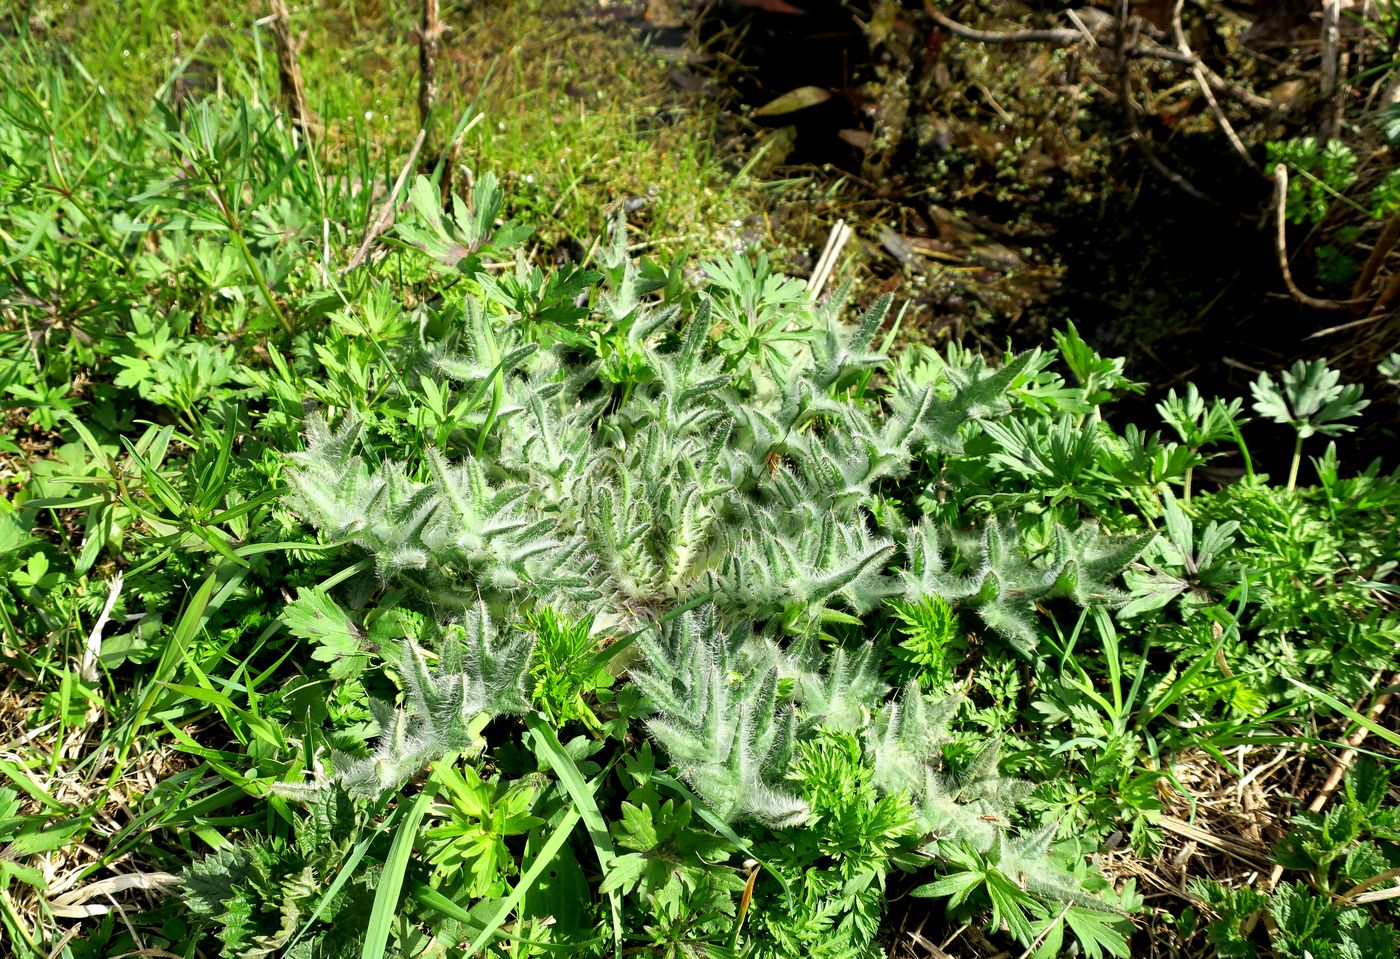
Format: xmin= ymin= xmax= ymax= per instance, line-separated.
xmin=3 ymin=3 xmax=1400 ymax=957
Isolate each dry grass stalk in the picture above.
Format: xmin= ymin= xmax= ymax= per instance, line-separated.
xmin=1350 ymin=213 xmax=1400 ymax=304
xmin=808 ymin=220 xmax=853 ymax=297
xmin=268 ymin=0 xmax=311 ymax=138
xmin=344 ymin=128 xmax=428 ymax=273
xmin=1092 ymin=747 xmax=1301 ymax=950
xmin=79 ymin=573 xmax=123 ymax=687
xmin=47 ymin=872 xmax=182 ymax=919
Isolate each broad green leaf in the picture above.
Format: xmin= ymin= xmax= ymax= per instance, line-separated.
xmin=281 ymin=588 xmax=368 ymax=679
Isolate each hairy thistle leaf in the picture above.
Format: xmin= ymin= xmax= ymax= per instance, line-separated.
xmin=336 ymin=604 xmax=533 ymax=795
xmin=633 ymin=608 xmax=809 ymax=826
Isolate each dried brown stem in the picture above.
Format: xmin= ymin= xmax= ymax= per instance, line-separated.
xmin=1351 ymin=213 xmax=1400 ymax=304
xmin=1321 ymin=0 xmax=1346 ymax=140
xmin=925 ymin=5 xmax=1080 ymax=45
xmin=419 ymin=0 xmax=442 ymax=149
xmin=1375 ymin=265 xmax=1400 ymax=313
xmin=1272 ymin=165 xmax=1359 ymax=311
xmin=343 ymin=128 xmax=427 ymax=272
xmin=268 ymin=0 xmax=310 ymax=137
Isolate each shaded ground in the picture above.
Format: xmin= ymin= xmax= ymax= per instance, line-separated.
xmin=662 ymin=0 xmax=1399 ymax=455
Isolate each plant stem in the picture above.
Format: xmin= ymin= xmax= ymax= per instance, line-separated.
xmin=1227 ymin=417 xmax=1255 ymax=483
xmin=206 ymin=179 xmax=293 ymax=335
xmin=231 ymin=224 xmax=293 ymax=335
xmin=1287 ymin=434 xmax=1304 ymax=491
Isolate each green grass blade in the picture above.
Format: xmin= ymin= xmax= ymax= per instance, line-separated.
xmin=1141 ymin=637 xmax=1224 ymax=727
xmin=361 ymin=785 xmax=436 ymax=959
xmin=108 ymin=570 xmax=220 ymax=791
xmin=524 ymin=713 xmax=622 ymax=957
xmin=465 ymin=805 xmax=583 ymax=955
xmin=1286 ymin=677 xmax=1400 ymax=748
xmin=0 ymin=758 xmax=66 ymax=811
xmin=412 ymin=883 xmax=605 ymax=951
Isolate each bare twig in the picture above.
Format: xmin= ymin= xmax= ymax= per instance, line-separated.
xmin=1321 ymin=0 xmax=1341 ymax=90
xmin=1321 ymin=0 xmax=1341 ymax=97
xmin=1170 ymin=0 xmax=1259 ymax=172
xmin=343 ymin=128 xmax=427 ymax=272
xmin=268 ymin=0 xmax=311 ymax=138
xmin=1351 ymin=213 xmax=1400 ymax=303
xmin=1116 ymin=0 xmax=1212 ymax=202
xmin=1331 ymin=48 xmax=1351 ymax=141
xmin=924 ymin=2 xmax=1271 ymax=110
xmin=419 ymin=0 xmax=442 ymax=149
xmin=924 ymin=4 xmax=1080 ymax=45
xmin=1130 ymin=39 xmax=1274 ymax=110
xmin=1272 ymin=165 xmax=1356 ymax=311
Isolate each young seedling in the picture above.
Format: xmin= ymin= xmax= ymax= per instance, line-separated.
xmin=1249 ymin=359 xmax=1367 ymax=490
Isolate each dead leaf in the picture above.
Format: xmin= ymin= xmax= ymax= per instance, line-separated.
xmin=878 ymin=228 xmax=919 ymax=268
xmin=753 ymin=86 xmax=831 ymax=117
xmin=838 ymin=128 xmax=872 ymax=150
xmin=668 ymin=69 xmax=706 ymax=92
